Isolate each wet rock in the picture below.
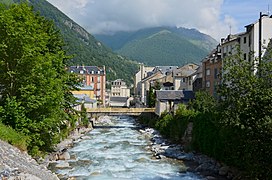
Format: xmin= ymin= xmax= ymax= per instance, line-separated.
xmin=68 ymin=177 xmax=77 ymax=180
xmin=58 ymin=152 xmax=70 ymax=160
xmin=219 ymin=166 xmax=229 ymax=176
xmin=195 ymin=162 xmax=219 ymax=175
xmin=80 ymin=136 xmax=91 ymax=140
xmin=70 ymin=154 xmax=77 ymax=160
xmin=206 ymin=176 xmax=217 ymax=180
xmin=55 ymin=162 xmax=70 ymax=169
xmin=177 ymin=152 xmax=194 ymax=161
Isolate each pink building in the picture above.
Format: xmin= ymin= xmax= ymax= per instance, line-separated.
xmin=69 ymin=66 xmax=106 ymax=106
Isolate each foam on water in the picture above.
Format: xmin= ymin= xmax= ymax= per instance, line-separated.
xmin=57 ymin=116 xmax=203 ymax=180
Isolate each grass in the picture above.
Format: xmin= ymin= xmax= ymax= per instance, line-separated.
xmin=0 ymin=122 xmax=29 ymax=151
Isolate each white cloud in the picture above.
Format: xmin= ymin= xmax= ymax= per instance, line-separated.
xmin=47 ymin=0 xmax=239 ymax=40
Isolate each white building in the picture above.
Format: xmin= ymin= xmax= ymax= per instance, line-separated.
xmin=221 ymin=14 xmax=272 ymax=63
xmin=110 ymin=79 xmax=130 ymax=107
xmin=111 ymin=79 xmax=130 ymax=97
xmin=134 ymin=64 xmax=154 ymax=96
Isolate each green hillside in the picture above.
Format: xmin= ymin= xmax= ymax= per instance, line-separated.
xmin=95 ymin=27 xmax=218 ymax=66
xmin=7 ymin=0 xmax=138 ymax=84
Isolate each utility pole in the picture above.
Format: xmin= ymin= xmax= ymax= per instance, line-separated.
xmin=259 ymin=12 xmax=262 ymax=63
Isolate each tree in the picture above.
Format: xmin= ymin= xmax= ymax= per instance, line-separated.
xmin=0 ymin=3 xmax=78 ymax=155
xmin=147 ymin=81 xmax=161 ymax=107
xmin=217 ymin=48 xmax=272 ymax=178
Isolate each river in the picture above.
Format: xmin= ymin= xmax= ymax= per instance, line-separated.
xmin=53 ymin=116 xmax=204 ymax=180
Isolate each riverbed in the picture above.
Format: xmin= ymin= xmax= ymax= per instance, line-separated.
xmin=51 ymin=116 xmax=204 ymax=179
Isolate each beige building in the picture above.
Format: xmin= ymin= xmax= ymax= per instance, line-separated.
xmin=134 ymin=64 xmax=154 ymax=96
xmin=111 ymin=79 xmax=130 ymax=97
xmin=173 ymin=63 xmax=199 ymax=91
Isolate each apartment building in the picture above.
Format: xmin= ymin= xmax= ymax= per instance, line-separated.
xmin=202 ymin=14 xmax=272 ymax=96
xmin=69 ymin=66 xmax=106 ymax=106
xmin=134 ymin=64 xmax=155 ymax=96
xmin=111 ymin=79 xmax=130 ymax=97
xmin=202 ymin=45 xmax=222 ymax=96
xmin=173 ymin=63 xmax=199 ymax=91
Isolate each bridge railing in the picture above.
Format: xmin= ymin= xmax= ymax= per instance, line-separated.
xmin=86 ymin=107 xmax=155 ymax=113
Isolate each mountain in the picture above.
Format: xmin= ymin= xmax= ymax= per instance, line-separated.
xmin=95 ymin=27 xmax=218 ymax=66
xmin=5 ymin=0 xmax=139 ymax=84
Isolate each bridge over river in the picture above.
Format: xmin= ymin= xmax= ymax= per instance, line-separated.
xmin=86 ymin=107 xmax=155 ymax=116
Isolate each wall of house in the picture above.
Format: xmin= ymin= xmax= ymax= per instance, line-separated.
xmin=109 ymin=101 xmax=129 ymax=107
xmin=202 ymin=59 xmax=222 ymax=96
xmin=155 ymin=101 xmax=168 ymax=116
xmin=72 ymin=90 xmax=94 ymax=99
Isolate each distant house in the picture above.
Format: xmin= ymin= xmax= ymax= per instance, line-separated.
xmin=173 ymin=63 xmax=199 ymax=91
xmin=111 ymin=79 xmax=130 ymax=97
xmin=72 ymin=85 xmax=97 ymax=110
xmin=109 ymin=79 xmax=131 ymax=107
xmin=155 ymin=90 xmax=195 ymax=116
xmin=69 ymin=65 xmax=106 ymax=106
xmin=134 ymin=64 xmax=154 ymax=96
xmin=192 ymin=66 xmax=203 ymax=92
xmin=139 ymin=65 xmax=178 ymax=105
xmin=72 ymin=85 xmax=95 ymax=99
xmin=202 ymin=45 xmax=222 ymax=96
xmin=73 ymin=94 xmax=97 ymax=109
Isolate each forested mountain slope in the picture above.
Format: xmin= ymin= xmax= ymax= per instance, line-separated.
xmin=10 ymin=0 xmax=139 ymax=83
xmin=95 ymin=26 xmax=218 ymax=66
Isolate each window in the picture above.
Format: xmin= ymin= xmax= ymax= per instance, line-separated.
xmin=206 ymin=81 xmax=210 ymax=88
xmin=206 ymin=69 xmax=211 ymax=76
xmin=244 ymin=53 xmax=247 ymax=60
xmin=244 ymin=37 xmax=247 ymax=44
xmin=214 ymin=68 xmax=218 ymax=79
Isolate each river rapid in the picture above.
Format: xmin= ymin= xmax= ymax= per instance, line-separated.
xmin=53 ymin=116 xmax=204 ymax=180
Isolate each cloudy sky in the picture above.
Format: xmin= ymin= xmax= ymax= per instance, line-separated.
xmin=47 ymin=0 xmax=271 ymax=40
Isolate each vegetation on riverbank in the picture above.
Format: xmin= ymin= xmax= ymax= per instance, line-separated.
xmin=139 ymin=50 xmax=272 ymax=179
xmin=0 ymin=3 xmax=84 ymax=157
xmin=0 ymin=122 xmax=29 ymax=151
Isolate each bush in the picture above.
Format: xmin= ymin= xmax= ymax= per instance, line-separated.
xmin=155 ymin=104 xmax=197 ymax=142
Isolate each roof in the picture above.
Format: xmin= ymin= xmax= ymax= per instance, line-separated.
xmin=110 ymin=96 xmax=129 ymax=102
xmin=156 ymin=90 xmax=194 ymax=101
xmin=202 ymin=45 xmax=222 ymax=63
xmin=153 ymin=66 xmax=178 ymax=75
xmin=73 ymin=94 xmax=97 ymax=103
xmin=69 ymin=66 xmax=105 ymax=75
xmin=76 ymin=85 xmax=94 ymax=90
xmin=141 ymin=70 xmax=164 ymax=82
xmin=112 ymin=79 xmax=125 ymax=82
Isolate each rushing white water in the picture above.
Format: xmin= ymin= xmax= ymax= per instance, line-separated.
xmin=55 ymin=116 xmax=203 ymax=180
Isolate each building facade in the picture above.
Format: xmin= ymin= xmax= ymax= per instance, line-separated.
xmin=69 ymin=66 xmax=106 ymax=106
xmin=111 ymin=79 xmax=130 ymax=97
xmin=202 ymin=45 xmax=222 ymax=96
